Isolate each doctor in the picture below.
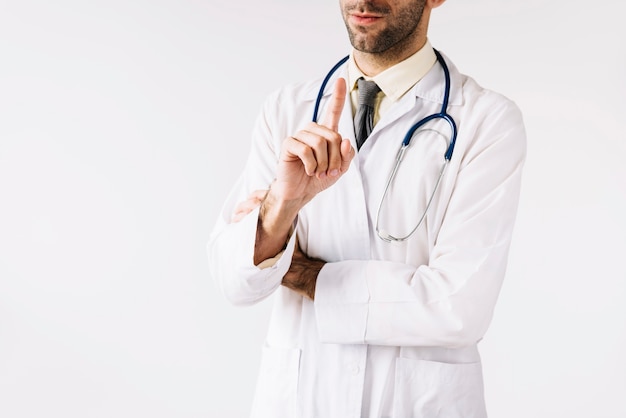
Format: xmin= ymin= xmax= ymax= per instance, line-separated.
xmin=209 ymin=0 xmax=526 ymax=416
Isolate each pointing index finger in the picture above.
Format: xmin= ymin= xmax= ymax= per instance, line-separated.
xmin=320 ymin=77 xmax=346 ymax=132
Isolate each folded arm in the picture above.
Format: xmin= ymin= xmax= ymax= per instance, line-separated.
xmin=314 ymin=101 xmax=527 ymax=348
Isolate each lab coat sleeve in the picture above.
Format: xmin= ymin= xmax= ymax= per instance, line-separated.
xmin=314 ymin=98 xmax=527 ymax=348
xmin=207 ymin=91 xmax=298 ymax=306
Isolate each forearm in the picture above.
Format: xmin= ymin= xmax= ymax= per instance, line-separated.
xmin=314 ymin=151 xmax=524 ymax=346
xmin=254 ymin=188 xmax=305 ymax=265
xmin=208 ymin=175 xmax=300 ymax=306
xmin=281 ymin=241 xmax=325 ymax=300
xmin=314 ymin=250 xmax=509 ymax=348
xmin=208 ymin=205 xmax=300 ymax=305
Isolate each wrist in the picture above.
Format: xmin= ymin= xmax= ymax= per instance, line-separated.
xmin=259 ymin=188 xmax=303 ymax=231
xmin=254 ymin=188 xmax=301 ymax=265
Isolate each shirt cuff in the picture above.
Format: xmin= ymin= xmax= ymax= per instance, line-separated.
xmin=256 ymin=251 xmax=285 ymax=269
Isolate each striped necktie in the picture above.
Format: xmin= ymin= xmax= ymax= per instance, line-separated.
xmin=354 ymin=78 xmax=381 ymax=150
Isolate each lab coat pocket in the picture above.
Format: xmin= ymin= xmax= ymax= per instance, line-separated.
xmin=250 ymin=345 xmax=302 ymax=418
xmin=392 ymin=358 xmax=487 ymax=418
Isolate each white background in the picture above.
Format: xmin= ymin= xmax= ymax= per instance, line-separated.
xmin=1 ymin=0 xmax=624 ymax=417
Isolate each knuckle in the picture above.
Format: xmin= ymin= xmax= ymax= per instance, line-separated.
xmin=304 ymin=121 xmax=318 ymax=131
xmin=329 ymin=132 xmax=342 ymax=143
xmin=311 ymin=136 xmax=325 ymax=149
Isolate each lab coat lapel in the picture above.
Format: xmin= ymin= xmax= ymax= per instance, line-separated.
xmin=373 ymin=92 xmax=417 ymax=137
xmin=357 ymin=90 xmax=417 ymax=157
xmin=359 ymin=53 xmax=464 ymax=154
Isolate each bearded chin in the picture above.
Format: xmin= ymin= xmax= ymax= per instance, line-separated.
xmin=346 ymin=27 xmax=384 ymax=53
xmin=347 ymin=26 xmax=410 ymax=54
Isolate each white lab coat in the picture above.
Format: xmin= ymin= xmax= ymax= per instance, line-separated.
xmin=208 ymin=52 xmax=526 ymax=418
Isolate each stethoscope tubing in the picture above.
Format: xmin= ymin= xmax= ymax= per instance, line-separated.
xmin=312 ymin=49 xmax=458 ymax=242
xmin=312 ymin=55 xmax=349 ymax=123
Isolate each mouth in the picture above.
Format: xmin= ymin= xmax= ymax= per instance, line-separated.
xmin=349 ymin=12 xmax=383 ymax=26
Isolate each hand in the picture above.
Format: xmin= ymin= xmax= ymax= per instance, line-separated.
xmin=254 ymin=78 xmax=354 ymax=264
xmin=230 ymin=189 xmax=268 ymax=223
xmin=272 ymin=77 xmax=355 ymax=206
xmin=281 ymin=241 xmax=325 ymax=300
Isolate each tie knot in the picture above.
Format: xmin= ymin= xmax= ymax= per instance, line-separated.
xmin=357 ymin=78 xmax=380 ymax=106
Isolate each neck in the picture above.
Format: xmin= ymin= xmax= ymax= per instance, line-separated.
xmin=353 ymin=9 xmax=431 ymax=77
xmin=354 ymin=37 xmax=427 ymax=76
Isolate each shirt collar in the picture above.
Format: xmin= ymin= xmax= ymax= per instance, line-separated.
xmin=348 ymin=40 xmax=437 ymax=102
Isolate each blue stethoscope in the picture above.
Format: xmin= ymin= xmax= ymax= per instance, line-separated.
xmin=312 ymin=49 xmax=458 ymax=242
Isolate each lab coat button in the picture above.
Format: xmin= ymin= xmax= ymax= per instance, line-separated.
xmin=350 ymin=364 xmax=360 ymax=375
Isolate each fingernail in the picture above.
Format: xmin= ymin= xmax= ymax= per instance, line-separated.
xmin=330 ymin=169 xmax=339 ymax=177
xmin=319 ymin=172 xmax=327 ymax=179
